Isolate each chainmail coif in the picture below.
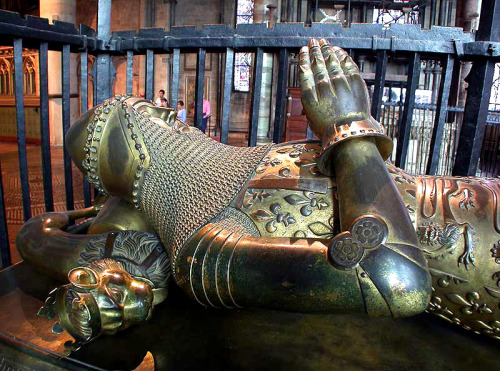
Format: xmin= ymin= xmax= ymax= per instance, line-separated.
xmin=135 ymin=110 xmax=272 ymax=282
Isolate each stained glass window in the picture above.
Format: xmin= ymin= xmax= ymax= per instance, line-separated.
xmin=236 ymin=0 xmax=254 ymax=24
xmin=234 ymin=0 xmax=254 ymax=92
xmin=490 ymin=63 xmax=500 ymax=112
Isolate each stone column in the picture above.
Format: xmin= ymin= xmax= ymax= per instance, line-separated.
xmin=254 ymin=0 xmax=278 ymax=144
xmin=39 ymin=0 xmax=79 ymax=145
xmin=257 ymin=53 xmax=273 ymax=144
xmin=153 ymin=0 xmax=170 ymax=105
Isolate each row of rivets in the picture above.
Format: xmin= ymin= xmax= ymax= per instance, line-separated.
xmin=124 ymin=105 xmax=148 ymax=210
xmin=81 ymin=95 xmax=129 ymax=194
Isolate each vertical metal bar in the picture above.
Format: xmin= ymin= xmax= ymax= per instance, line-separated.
xmin=281 ymin=0 xmax=287 ymax=21
xmin=371 ymin=50 xmax=388 ymax=121
xmin=430 ymin=0 xmax=437 ymax=26
xmin=362 ymin=3 xmax=368 ymax=23
xmin=194 ymin=48 xmax=206 ymax=131
xmin=420 ymin=3 xmax=426 ymax=28
xmin=95 ymin=0 xmax=112 ymax=105
xmin=216 ymin=53 xmax=223 ymax=138
xmin=98 ymin=0 xmax=112 ymax=39
xmin=39 ymin=42 xmax=54 ymax=212
xmin=395 ymin=53 xmax=421 ymax=169
xmin=13 ymin=38 xmax=31 ymax=221
xmin=0 ymin=161 xmax=10 ymax=268
xmin=95 ymin=55 xmax=112 ymax=104
xmin=452 ymin=60 xmax=496 ymax=176
xmin=288 ymin=0 xmax=295 ymax=21
xmin=80 ymin=51 xmax=89 ymax=114
xmin=170 ymin=49 xmax=180 ymax=108
xmin=145 ymin=49 xmax=154 ymax=101
xmin=80 ymin=50 xmax=92 ymax=208
xmin=453 ymin=0 xmax=499 ymax=176
xmin=447 ymin=0 xmax=454 ymax=25
xmin=170 ymin=0 xmax=176 ymax=27
xmin=273 ymin=48 xmax=289 ymax=144
xmin=347 ymin=0 xmax=351 ymax=26
xmin=297 ymin=0 xmax=302 ymax=22
xmin=475 ymin=0 xmax=500 ymax=42
xmin=313 ymin=0 xmax=318 ymax=22
xmin=439 ymin=0 xmax=447 ymax=25
xmin=126 ymin=50 xmax=133 ymax=95
xmin=306 ymin=0 xmax=311 ymax=24
xmin=426 ymin=55 xmax=454 ymax=175
xmin=248 ymin=48 xmax=264 ymax=147
xmin=221 ymin=48 xmax=234 ymax=144
xmin=62 ymin=44 xmax=74 ymax=211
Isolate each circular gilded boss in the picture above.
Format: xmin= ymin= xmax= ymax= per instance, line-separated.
xmin=328 ymin=232 xmax=364 ymax=269
xmin=351 ymin=215 xmax=388 ymax=249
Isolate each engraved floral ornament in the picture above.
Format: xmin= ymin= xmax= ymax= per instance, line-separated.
xmin=284 ymin=191 xmax=329 ymax=217
xmin=445 ymin=291 xmax=492 ymax=315
xmin=250 ymin=203 xmax=296 ymax=233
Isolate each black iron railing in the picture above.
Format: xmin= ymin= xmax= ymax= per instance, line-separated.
xmin=0 ymin=0 xmax=499 ymax=269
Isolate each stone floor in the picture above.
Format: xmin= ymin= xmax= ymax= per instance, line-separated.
xmin=0 ymin=142 xmax=86 ymax=264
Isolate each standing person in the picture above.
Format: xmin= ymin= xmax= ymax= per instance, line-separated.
xmin=155 ymin=90 xmax=167 ymax=106
xmin=202 ymin=97 xmax=210 ymax=133
xmin=177 ymin=101 xmax=187 ymax=123
xmin=160 ymin=98 xmax=168 ymax=107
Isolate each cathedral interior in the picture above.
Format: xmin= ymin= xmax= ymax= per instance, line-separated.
xmin=0 ymin=0 xmax=499 ymax=370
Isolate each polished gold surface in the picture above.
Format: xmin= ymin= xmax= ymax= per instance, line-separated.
xmin=298 ymin=39 xmax=392 ymax=175
xmin=14 ymin=40 xmax=500 ymax=347
xmin=389 ymin=169 xmax=500 ymax=340
xmin=43 ymin=259 xmax=154 ymax=343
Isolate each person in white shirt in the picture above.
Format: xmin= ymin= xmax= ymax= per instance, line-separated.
xmin=154 ymin=90 xmax=168 ymax=106
xmin=177 ymin=100 xmax=187 ymax=123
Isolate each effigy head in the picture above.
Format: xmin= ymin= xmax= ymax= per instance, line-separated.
xmin=37 ymin=230 xmax=171 ymax=344
xmin=46 ymin=259 xmax=154 ymax=343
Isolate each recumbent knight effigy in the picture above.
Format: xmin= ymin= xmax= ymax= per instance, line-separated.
xmin=15 ymin=39 xmax=500 ymax=346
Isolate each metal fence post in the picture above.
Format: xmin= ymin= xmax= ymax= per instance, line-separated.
xmin=95 ymin=0 xmax=113 ymax=104
xmin=452 ymin=0 xmax=500 ymax=176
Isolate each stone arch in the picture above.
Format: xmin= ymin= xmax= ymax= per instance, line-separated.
xmin=22 ymin=56 xmax=36 ymax=95
xmin=0 ymin=58 xmax=11 ymax=95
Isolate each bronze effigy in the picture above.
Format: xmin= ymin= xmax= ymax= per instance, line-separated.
xmin=15 ymin=39 xmax=500 ymax=346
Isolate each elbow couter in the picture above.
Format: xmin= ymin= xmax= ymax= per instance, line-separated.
xmin=355 ymin=245 xmax=432 ymax=318
xmin=326 ymin=215 xmax=431 ymax=317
